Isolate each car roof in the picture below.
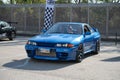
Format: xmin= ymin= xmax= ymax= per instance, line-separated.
xmin=56 ymin=22 xmax=87 ymax=26
xmin=0 ymin=21 xmax=7 ymax=23
xmin=56 ymin=22 xmax=81 ymax=24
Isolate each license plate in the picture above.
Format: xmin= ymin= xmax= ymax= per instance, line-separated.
xmin=36 ymin=48 xmax=56 ymax=57
xmin=38 ymin=48 xmax=50 ymax=53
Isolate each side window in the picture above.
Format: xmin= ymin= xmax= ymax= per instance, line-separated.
xmin=0 ymin=24 xmax=5 ymax=28
xmin=87 ymin=25 xmax=94 ymax=33
xmin=0 ymin=22 xmax=8 ymax=28
xmin=84 ymin=25 xmax=90 ymax=33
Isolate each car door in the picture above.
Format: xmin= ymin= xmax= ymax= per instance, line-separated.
xmin=83 ymin=24 xmax=94 ymax=53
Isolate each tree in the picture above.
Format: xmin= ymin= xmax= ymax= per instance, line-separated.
xmin=73 ymin=0 xmax=120 ymax=3
xmin=0 ymin=0 xmax=3 ymax=4
xmin=10 ymin=0 xmax=46 ymax=4
xmin=74 ymin=0 xmax=81 ymax=4
xmin=56 ymin=0 xmax=72 ymax=3
xmin=7 ymin=0 xmax=120 ymax=4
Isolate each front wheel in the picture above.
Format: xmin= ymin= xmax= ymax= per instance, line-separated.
xmin=75 ymin=44 xmax=84 ymax=63
xmin=8 ymin=31 xmax=16 ymax=40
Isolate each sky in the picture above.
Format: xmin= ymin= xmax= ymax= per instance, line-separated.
xmin=2 ymin=0 xmax=9 ymax=4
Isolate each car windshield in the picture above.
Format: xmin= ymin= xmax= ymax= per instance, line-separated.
xmin=0 ymin=21 xmax=9 ymax=27
xmin=45 ymin=23 xmax=83 ymax=35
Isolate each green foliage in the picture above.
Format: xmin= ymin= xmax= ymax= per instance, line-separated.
xmin=0 ymin=0 xmax=3 ymax=4
xmin=82 ymin=0 xmax=88 ymax=3
xmin=3 ymin=0 xmax=120 ymax=4
xmin=11 ymin=0 xmax=46 ymax=4
xmin=56 ymin=0 xmax=72 ymax=3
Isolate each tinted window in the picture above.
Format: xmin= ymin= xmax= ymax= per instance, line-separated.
xmin=45 ymin=23 xmax=82 ymax=35
xmin=0 ymin=21 xmax=9 ymax=28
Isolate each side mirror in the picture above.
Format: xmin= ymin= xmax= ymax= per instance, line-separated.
xmin=85 ymin=31 xmax=91 ymax=35
xmin=92 ymin=27 xmax=98 ymax=32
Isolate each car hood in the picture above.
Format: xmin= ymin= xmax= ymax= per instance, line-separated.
xmin=30 ymin=34 xmax=83 ymax=45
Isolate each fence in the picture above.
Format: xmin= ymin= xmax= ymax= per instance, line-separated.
xmin=0 ymin=3 xmax=120 ymax=38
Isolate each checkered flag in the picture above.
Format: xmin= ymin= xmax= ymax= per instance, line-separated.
xmin=43 ymin=0 xmax=55 ymax=32
xmin=44 ymin=7 xmax=54 ymax=31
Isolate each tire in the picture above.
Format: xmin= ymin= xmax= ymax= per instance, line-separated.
xmin=75 ymin=44 xmax=84 ymax=63
xmin=94 ymin=40 xmax=100 ymax=54
xmin=75 ymin=53 xmax=83 ymax=63
xmin=8 ymin=31 xmax=16 ymax=40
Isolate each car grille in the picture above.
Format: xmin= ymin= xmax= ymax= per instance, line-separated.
xmin=36 ymin=49 xmax=56 ymax=57
xmin=37 ymin=42 xmax=56 ymax=47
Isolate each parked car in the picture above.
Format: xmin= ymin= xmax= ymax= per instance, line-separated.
xmin=0 ymin=21 xmax=16 ymax=40
xmin=25 ymin=22 xmax=100 ymax=62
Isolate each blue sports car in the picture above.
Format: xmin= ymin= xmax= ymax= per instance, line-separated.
xmin=25 ymin=22 xmax=100 ymax=62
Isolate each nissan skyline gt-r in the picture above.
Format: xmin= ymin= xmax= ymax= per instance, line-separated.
xmin=0 ymin=21 xmax=16 ymax=40
xmin=25 ymin=22 xmax=100 ymax=62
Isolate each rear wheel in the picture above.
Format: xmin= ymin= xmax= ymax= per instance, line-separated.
xmin=94 ymin=40 xmax=100 ymax=54
xmin=75 ymin=44 xmax=84 ymax=63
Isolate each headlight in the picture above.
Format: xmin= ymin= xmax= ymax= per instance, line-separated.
xmin=26 ymin=41 xmax=37 ymax=46
xmin=56 ymin=44 xmax=62 ymax=47
xmin=56 ymin=43 xmax=74 ymax=48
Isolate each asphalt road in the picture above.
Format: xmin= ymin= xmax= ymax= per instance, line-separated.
xmin=0 ymin=36 xmax=120 ymax=80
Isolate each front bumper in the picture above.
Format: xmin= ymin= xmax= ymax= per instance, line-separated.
xmin=25 ymin=44 xmax=77 ymax=61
